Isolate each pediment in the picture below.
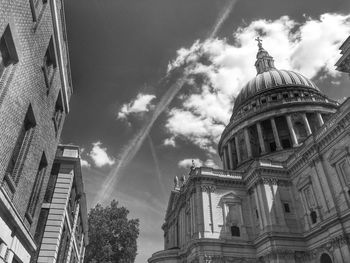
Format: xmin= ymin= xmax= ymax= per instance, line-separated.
xmin=219 ymin=192 xmax=242 ymax=206
xmin=328 ymin=147 xmax=349 ymax=164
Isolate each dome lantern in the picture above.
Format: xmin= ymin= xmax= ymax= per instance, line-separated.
xmin=254 ymin=37 xmax=276 ymax=74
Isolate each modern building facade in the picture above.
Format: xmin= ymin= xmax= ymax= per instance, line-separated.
xmin=34 ymin=145 xmax=88 ymax=263
xmin=148 ymin=39 xmax=350 ymax=263
xmin=0 ymin=0 xmax=74 ymax=262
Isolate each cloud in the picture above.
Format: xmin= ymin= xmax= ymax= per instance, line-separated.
xmin=89 ymin=141 xmax=115 ymax=167
xmin=178 ymin=158 xmax=203 ymax=169
xmin=165 ymin=13 xmax=350 ymax=153
xmin=163 ymin=137 xmax=176 ymax=147
xmin=178 ymin=158 xmax=220 ymax=169
xmin=80 ymin=158 xmax=91 ymax=168
xmin=331 ymin=80 xmax=341 ymax=85
xmin=117 ymin=93 xmax=156 ymax=120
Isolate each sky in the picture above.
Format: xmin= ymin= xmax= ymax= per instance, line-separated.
xmin=63 ymin=0 xmax=350 ymax=262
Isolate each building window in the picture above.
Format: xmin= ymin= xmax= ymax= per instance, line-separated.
xmin=231 ymin=225 xmax=240 ymax=237
xmin=53 ymin=91 xmax=64 ymax=134
xmin=320 ymin=253 xmax=333 ymax=263
xmin=255 ymin=209 xmax=259 ymax=219
xmin=26 ymin=153 xmax=47 ymax=223
xmin=271 ymin=95 xmax=278 ymax=101
xmin=282 ymin=93 xmax=289 ymax=99
xmin=284 ymin=203 xmax=290 ymax=213
xmin=44 ymin=163 xmax=60 ymax=203
xmin=310 ymin=210 xmax=317 ymax=224
xmin=42 ymin=37 xmax=57 ymax=89
xmin=261 ymin=98 xmax=267 ymax=104
xmin=6 ymin=105 xmax=36 ymax=185
xmin=0 ymin=25 xmax=18 ymax=78
xmin=29 ymin=0 xmax=48 ymax=23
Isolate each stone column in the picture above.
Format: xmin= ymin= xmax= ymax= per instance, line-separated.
xmin=316 ymin=112 xmax=324 ymax=126
xmin=223 ymin=148 xmax=228 ymax=170
xmin=244 ymin=128 xmax=253 ymax=158
xmin=234 ymin=136 xmax=241 ymax=164
xmin=256 ymin=122 xmax=266 ymax=154
xmin=270 ymin=118 xmax=282 ymax=150
xmin=286 ymin=115 xmax=299 ymax=147
xmin=301 ymin=113 xmax=312 ymax=136
xmin=227 ymin=140 xmax=234 ymax=169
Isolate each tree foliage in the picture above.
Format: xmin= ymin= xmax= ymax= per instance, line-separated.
xmin=84 ymin=200 xmax=140 ymax=263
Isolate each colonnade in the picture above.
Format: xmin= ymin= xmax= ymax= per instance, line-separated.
xmin=222 ymin=112 xmax=325 ymax=170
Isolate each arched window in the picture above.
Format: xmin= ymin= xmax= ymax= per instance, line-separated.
xmin=320 ymin=253 xmax=332 ymax=263
xmin=231 ymin=225 xmax=240 ymax=237
xmin=310 ymin=210 xmax=317 ymax=224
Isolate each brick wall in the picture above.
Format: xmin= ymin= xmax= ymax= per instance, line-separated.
xmin=0 ymin=0 xmax=71 ymax=244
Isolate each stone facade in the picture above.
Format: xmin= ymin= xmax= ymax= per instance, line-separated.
xmin=148 ymin=39 xmax=350 ymax=263
xmin=34 ymin=145 xmax=88 ymax=263
xmin=0 ymin=0 xmax=74 ymax=262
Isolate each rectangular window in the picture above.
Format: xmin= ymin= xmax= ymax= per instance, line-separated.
xmin=284 ymin=203 xmax=290 ymax=213
xmin=44 ymin=163 xmax=60 ymax=203
xmin=53 ymin=90 xmax=64 ymax=134
xmin=42 ymin=37 xmax=57 ymax=89
xmin=0 ymin=25 xmax=18 ymax=78
xmin=6 ymin=105 xmax=36 ymax=185
xmin=26 ymin=153 xmax=47 ymax=222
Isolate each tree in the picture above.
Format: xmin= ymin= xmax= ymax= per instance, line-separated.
xmin=85 ymin=200 xmax=140 ymax=263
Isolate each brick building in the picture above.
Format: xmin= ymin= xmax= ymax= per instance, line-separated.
xmin=34 ymin=145 xmax=88 ymax=263
xmin=148 ymin=39 xmax=350 ymax=263
xmin=0 ymin=0 xmax=75 ymax=262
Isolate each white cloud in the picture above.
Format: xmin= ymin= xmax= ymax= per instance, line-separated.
xmin=117 ymin=93 xmax=156 ymax=120
xmin=80 ymin=158 xmax=91 ymax=168
xmin=163 ymin=137 xmax=176 ymax=147
xmin=89 ymin=141 xmax=115 ymax=167
xmin=178 ymin=158 xmax=220 ymax=169
xmin=204 ymin=159 xmax=220 ymax=169
xmin=165 ymin=13 xmax=350 ymax=153
xmin=331 ymin=80 xmax=341 ymax=85
xmin=178 ymin=158 xmax=203 ymax=169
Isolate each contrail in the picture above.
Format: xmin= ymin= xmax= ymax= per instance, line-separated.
xmin=209 ymin=0 xmax=237 ymax=39
xmin=94 ymin=0 xmax=237 ymax=204
xmin=95 ymin=75 xmax=188 ymax=203
xmin=148 ymin=135 xmax=167 ymax=198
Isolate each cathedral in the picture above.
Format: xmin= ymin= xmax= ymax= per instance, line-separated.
xmin=148 ymin=38 xmax=350 ymax=263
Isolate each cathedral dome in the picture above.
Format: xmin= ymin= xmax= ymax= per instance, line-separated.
xmin=233 ymin=69 xmax=319 ymax=111
xmin=218 ymin=37 xmax=339 ymax=170
xmin=233 ymin=37 xmax=320 ymax=111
